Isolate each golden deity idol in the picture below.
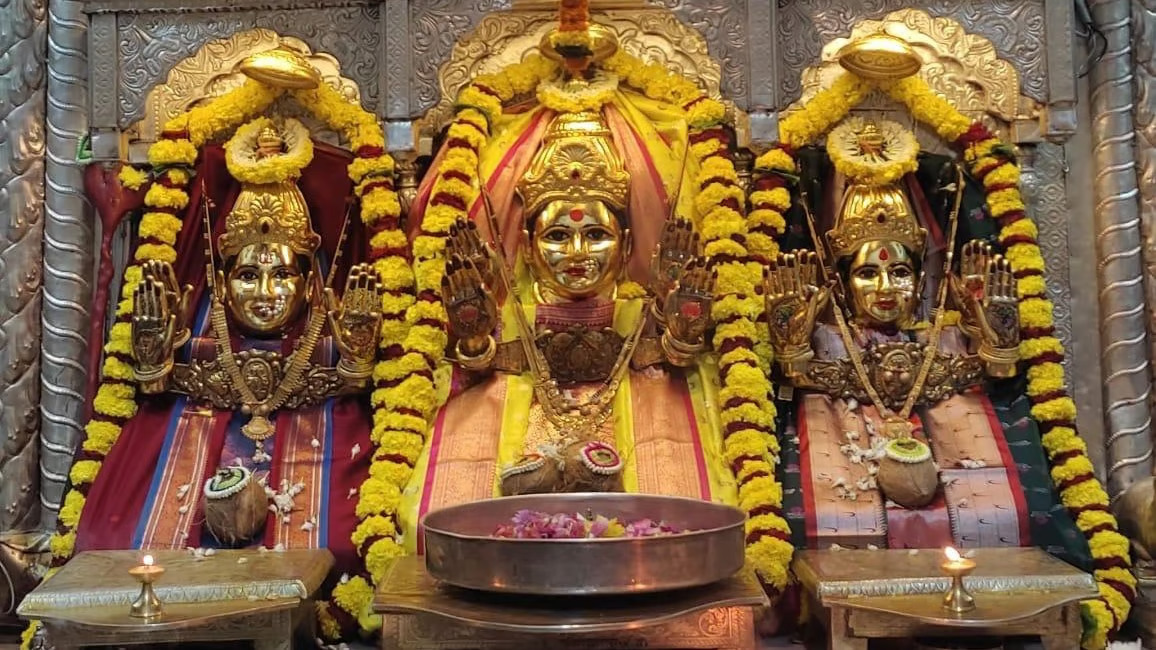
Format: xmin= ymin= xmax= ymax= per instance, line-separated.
xmin=439 ymin=110 xmax=714 ymax=494
xmin=766 ymin=117 xmax=1029 ymax=534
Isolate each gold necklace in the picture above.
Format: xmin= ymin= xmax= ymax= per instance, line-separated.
xmin=515 ymin=296 xmax=651 ymax=437
xmin=832 ymin=306 xmax=944 ymax=439
xmin=210 ymin=300 xmax=326 ymax=441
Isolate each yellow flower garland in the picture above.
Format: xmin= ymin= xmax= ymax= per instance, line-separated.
xmin=34 ymin=76 xmax=405 ymax=647
xmin=604 ymin=50 xmax=790 ymax=595
xmin=757 ymin=66 xmax=1132 ymax=649
xmin=224 ymin=116 xmax=314 ymax=184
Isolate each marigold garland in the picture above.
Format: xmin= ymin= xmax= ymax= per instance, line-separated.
xmin=755 ymin=66 xmax=1133 ymax=649
xmin=603 ymin=50 xmax=790 ymax=595
xmin=34 ymin=74 xmax=405 ymax=647
xmin=352 ymin=52 xmax=559 ymax=635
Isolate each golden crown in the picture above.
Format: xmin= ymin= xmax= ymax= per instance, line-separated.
xmin=218 ymin=183 xmax=320 ymax=259
xmin=827 ymin=182 xmax=926 ymax=259
xmin=517 ymin=112 xmax=630 ymax=216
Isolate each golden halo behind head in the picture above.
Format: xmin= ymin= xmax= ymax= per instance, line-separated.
xmin=239 ymin=46 xmax=321 ymax=90
xmin=836 ymin=35 xmax=922 ymax=81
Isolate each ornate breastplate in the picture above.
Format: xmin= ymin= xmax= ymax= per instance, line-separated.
xmin=170 ymin=348 xmax=344 ymax=411
xmin=806 ymin=341 xmax=984 ymax=410
xmin=534 ymin=325 xmax=625 ymax=385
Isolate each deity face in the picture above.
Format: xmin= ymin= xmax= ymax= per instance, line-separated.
xmin=526 ymin=199 xmax=630 ymax=301
xmin=224 ymin=242 xmax=309 ymax=336
xmin=847 ymin=240 xmax=917 ymax=327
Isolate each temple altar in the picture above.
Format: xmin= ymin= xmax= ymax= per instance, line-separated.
xmin=2 ymin=1 xmax=1156 ymax=649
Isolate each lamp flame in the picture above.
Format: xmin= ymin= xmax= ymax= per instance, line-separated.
xmin=143 ymin=554 xmax=154 ymax=567
xmin=944 ymin=546 xmax=961 ymax=563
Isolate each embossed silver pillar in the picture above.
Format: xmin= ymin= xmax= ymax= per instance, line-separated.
xmin=1090 ymin=0 xmax=1154 ymax=499
xmin=0 ymin=0 xmax=48 ymax=532
xmin=39 ymin=0 xmax=92 ymax=530
xmin=1134 ymin=0 xmax=1156 ymax=480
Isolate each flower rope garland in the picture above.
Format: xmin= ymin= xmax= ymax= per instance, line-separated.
xmin=754 ymin=70 xmax=1134 ymax=649
xmin=602 ymin=50 xmax=792 ymax=596
xmin=32 ymin=76 xmax=405 ymax=646
xmin=341 ymin=53 xmax=559 ymax=632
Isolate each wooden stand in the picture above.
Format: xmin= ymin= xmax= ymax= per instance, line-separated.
xmin=793 ymin=548 xmax=1098 ymax=650
xmin=18 ymin=549 xmax=333 ymax=650
xmin=374 ymin=555 xmax=769 ymax=650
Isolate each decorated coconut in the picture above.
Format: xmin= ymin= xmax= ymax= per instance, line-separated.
xmin=875 ymin=438 xmax=939 ymax=508
xmin=202 ymin=466 xmax=269 ymax=545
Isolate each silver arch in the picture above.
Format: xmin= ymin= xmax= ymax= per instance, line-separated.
xmin=1091 ymin=0 xmax=1154 ymax=499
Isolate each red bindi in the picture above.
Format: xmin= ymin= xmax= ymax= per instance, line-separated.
xmin=569 ymin=209 xmax=585 ymax=222
xmin=878 ymin=248 xmax=889 ymax=261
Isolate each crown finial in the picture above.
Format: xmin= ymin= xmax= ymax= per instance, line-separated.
xmin=257 ymin=126 xmax=283 ymax=155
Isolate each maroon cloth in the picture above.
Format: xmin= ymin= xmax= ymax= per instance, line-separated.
xmin=76 ymin=141 xmax=372 ymax=577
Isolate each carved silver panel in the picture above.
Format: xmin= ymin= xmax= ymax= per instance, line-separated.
xmin=1090 ymin=0 xmax=1153 ymax=499
xmin=39 ymin=0 xmax=93 ymax=530
xmin=116 ymin=5 xmax=382 ymax=128
xmin=1021 ymin=142 xmax=1073 ymax=373
xmin=776 ymin=1 xmax=1048 ymax=108
xmin=0 ymin=0 xmax=47 ymax=531
xmin=408 ymin=0 xmax=749 ymax=116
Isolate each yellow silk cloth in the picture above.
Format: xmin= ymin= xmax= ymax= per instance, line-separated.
xmin=397 ymin=297 xmax=738 ymax=552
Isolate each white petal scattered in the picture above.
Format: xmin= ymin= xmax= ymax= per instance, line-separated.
xmin=282 ymin=515 xmax=291 ymax=524
xmin=300 ymin=521 xmax=315 ymax=532
xmin=339 ymin=573 xmax=350 ymax=584
xmin=311 ymin=438 xmax=321 ymax=449
xmin=204 ymin=548 xmax=216 ymax=556
xmin=237 ymin=557 xmax=249 ymax=564
xmin=829 ymin=543 xmax=845 ymax=551
xmin=347 ymin=488 xmax=358 ymax=500
xmin=247 ymin=595 xmax=260 ymax=601
xmin=178 ymin=505 xmax=189 ymax=514
xmin=176 ymin=483 xmax=191 ymax=500
xmin=959 ymin=458 xmax=988 ymax=469
xmin=351 ymin=443 xmax=361 ymax=459
xmin=958 ymin=499 xmax=969 ymax=508
xmin=867 ymin=544 xmax=879 ymax=551
xmin=258 ymin=546 xmax=270 ymax=553
xmin=908 ymin=549 xmax=919 ymax=556
xmin=273 ymin=543 xmax=285 ymax=552
xmin=964 ymin=549 xmax=978 ymax=559
xmin=846 ymin=398 xmax=859 ymax=411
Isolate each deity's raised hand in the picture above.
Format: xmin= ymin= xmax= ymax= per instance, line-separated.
xmin=663 ymin=260 xmax=713 ymax=347
xmin=975 ymin=255 xmax=1019 ymax=349
xmin=142 ymin=259 xmax=192 ymax=347
xmin=764 ymin=251 xmax=830 ymax=372
xmin=950 ymin=240 xmax=998 ymax=340
xmin=326 ymin=264 xmax=385 ymax=371
xmin=131 ymin=276 xmax=177 ymax=385
xmin=443 ymin=254 xmax=499 ymax=358
xmin=649 ymin=219 xmax=700 ymax=306
xmin=448 ymin=219 xmax=497 ymax=292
